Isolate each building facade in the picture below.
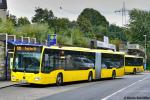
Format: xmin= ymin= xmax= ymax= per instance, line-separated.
xmin=0 ymin=0 xmax=7 ymax=21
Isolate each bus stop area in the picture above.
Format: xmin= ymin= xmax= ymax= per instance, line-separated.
xmin=0 ymin=33 xmax=57 ymax=81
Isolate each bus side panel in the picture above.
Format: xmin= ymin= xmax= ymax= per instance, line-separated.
xmin=136 ymin=66 xmax=144 ymax=72
xmin=125 ymin=66 xmax=134 ymax=73
xmin=101 ymin=68 xmax=112 ymax=78
xmin=95 ymin=53 xmax=101 ymax=79
xmin=139 ymin=66 xmax=144 ymax=72
xmin=63 ymin=69 xmax=94 ymax=82
xmin=116 ymin=67 xmax=125 ymax=77
xmin=40 ymin=71 xmax=60 ymax=84
xmin=63 ymin=70 xmax=88 ymax=82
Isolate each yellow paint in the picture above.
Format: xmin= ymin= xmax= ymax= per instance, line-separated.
xmin=11 ymin=45 xmax=125 ymax=85
xmin=116 ymin=67 xmax=125 ymax=77
xmin=101 ymin=67 xmax=125 ymax=78
xmin=101 ymin=68 xmax=112 ymax=78
xmin=11 ymin=69 xmax=95 ymax=85
xmin=125 ymin=66 xmax=144 ymax=73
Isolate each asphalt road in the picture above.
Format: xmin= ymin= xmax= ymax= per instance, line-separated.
xmin=0 ymin=73 xmax=150 ymax=100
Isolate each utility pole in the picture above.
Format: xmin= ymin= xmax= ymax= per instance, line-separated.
xmin=114 ymin=1 xmax=129 ymax=26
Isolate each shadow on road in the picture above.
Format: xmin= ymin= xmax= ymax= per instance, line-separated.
xmin=125 ymin=73 xmax=145 ymax=76
xmin=13 ymin=77 xmax=125 ymax=88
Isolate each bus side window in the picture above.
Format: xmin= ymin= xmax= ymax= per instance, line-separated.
xmin=65 ymin=55 xmax=74 ymax=70
xmin=102 ymin=63 xmax=107 ymax=68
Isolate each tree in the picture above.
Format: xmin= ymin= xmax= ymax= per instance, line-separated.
xmin=108 ymin=24 xmax=126 ymax=41
xmin=93 ymin=25 xmax=108 ymax=40
xmin=17 ymin=17 xmax=30 ymax=26
xmin=32 ymin=7 xmax=55 ymax=24
xmin=7 ymin=14 xmax=17 ymax=26
xmin=53 ymin=18 xmax=70 ymax=33
xmin=127 ymin=9 xmax=150 ymax=69
xmin=77 ymin=16 xmax=92 ymax=34
xmin=78 ymin=8 xmax=109 ymax=27
xmin=16 ymin=23 xmax=50 ymax=42
xmin=128 ymin=9 xmax=150 ymax=44
xmin=77 ymin=8 xmax=109 ymax=39
xmin=0 ymin=19 xmax=15 ymax=34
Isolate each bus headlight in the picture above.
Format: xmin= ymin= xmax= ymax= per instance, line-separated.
xmin=34 ymin=77 xmax=41 ymax=81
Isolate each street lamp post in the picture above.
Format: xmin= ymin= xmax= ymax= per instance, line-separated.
xmin=143 ymin=35 xmax=147 ymax=70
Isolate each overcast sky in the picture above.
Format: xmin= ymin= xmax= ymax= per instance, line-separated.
xmin=7 ymin=0 xmax=150 ymax=26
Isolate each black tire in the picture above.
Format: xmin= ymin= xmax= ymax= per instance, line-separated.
xmin=56 ymin=73 xmax=63 ymax=86
xmin=133 ymin=69 xmax=136 ymax=75
xmin=112 ymin=71 xmax=116 ymax=79
xmin=88 ymin=72 xmax=93 ymax=82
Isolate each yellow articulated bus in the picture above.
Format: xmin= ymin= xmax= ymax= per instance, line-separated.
xmin=125 ymin=55 xmax=144 ymax=74
xmin=11 ymin=45 xmax=125 ymax=85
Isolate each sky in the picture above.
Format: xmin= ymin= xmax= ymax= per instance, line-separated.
xmin=7 ymin=0 xmax=150 ymax=26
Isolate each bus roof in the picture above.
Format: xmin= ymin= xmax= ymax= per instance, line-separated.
xmin=44 ymin=46 xmax=91 ymax=52
xmin=44 ymin=46 xmax=124 ymax=55
xmin=125 ymin=54 xmax=143 ymax=58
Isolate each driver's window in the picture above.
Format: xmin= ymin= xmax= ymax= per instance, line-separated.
xmin=44 ymin=54 xmax=49 ymax=67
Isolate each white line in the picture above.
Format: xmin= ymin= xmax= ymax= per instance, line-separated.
xmin=101 ymin=77 xmax=147 ymax=100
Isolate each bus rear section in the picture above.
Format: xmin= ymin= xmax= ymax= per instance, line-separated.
xmin=100 ymin=52 xmax=125 ymax=79
xmin=125 ymin=55 xmax=144 ymax=74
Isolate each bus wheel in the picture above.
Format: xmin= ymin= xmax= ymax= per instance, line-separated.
xmin=56 ymin=73 xmax=63 ymax=86
xmin=112 ymin=71 xmax=116 ymax=79
xmin=88 ymin=72 xmax=93 ymax=82
xmin=133 ymin=69 xmax=136 ymax=75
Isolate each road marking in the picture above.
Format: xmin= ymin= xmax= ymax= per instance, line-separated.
xmin=101 ymin=77 xmax=147 ymax=100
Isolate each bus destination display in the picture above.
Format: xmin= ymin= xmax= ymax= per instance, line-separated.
xmin=16 ymin=46 xmax=41 ymax=52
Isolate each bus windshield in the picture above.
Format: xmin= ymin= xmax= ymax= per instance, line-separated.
xmin=13 ymin=52 xmax=41 ymax=73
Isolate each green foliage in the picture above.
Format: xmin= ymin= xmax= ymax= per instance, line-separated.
xmin=78 ymin=8 xmax=109 ymax=27
xmin=128 ymin=9 xmax=150 ymax=68
xmin=32 ymin=7 xmax=71 ymax=33
xmin=110 ymin=39 xmax=122 ymax=51
xmin=16 ymin=23 xmax=50 ymax=42
xmin=77 ymin=16 xmax=92 ymax=33
xmin=128 ymin=9 xmax=150 ymax=43
xmin=0 ymin=18 xmax=2 ymax=23
xmin=93 ymin=25 xmax=108 ymax=38
xmin=0 ymin=7 xmax=128 ymax=53
xmin=17 ymin=17 xmax=30 ymax=26
xmin=32 ymin=7 xmax=55 ymax=24
xmin=68 ymin=21 xmax=78 ymax=29
xmin=53 ymin=18 xmax=70 ymax=33
xmin=7 ymin=14 xmax=17 ymax=26
xmin=77 ymin=8 xmax=110 ymax=39
xmin=0 ymin=20 xmax=15 ymax=34
xmin=108 ymin=24 xmax=126 ymax=41
xmin=71 ymin=28 xmax=89 ymax=47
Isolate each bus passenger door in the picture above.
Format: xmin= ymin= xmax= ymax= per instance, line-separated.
xmin=7 ymin=52 xmax=14 ymax=80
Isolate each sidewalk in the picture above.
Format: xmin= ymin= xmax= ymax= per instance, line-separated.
xmin=0 ymin=81 xmax=17 ymax=89
xmin=144 ymin=70 xmax=150 ymax=73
